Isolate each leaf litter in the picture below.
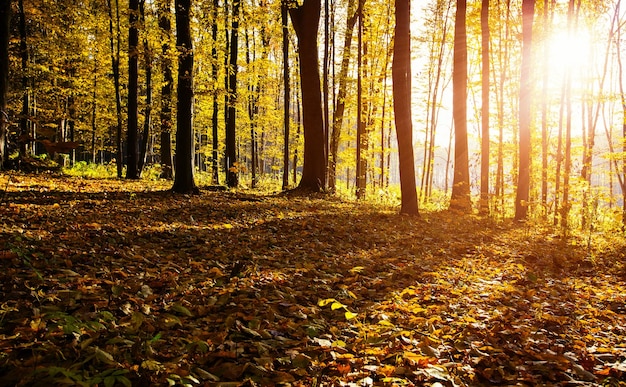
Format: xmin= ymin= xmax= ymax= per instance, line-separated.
xmin=1 ymin=173 xmax=626 ymax=386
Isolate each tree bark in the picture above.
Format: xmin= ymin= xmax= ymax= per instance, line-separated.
xmin=450 ymin=0 xmax=471 ymax=211
xmin=289 ymin=0 xmax=327 ymax=192
xmin=479 ymin=0 xmax=490 ymax=214
xmin=0 ymin=0 xmax=10 ymax=170
xmin=171 ymin=0 xmax=198 ymax=194
xmin=126 ymin=0 xmax=140 ymax=179
xmin=282 ymin=0 xmax=290 ymax=190
xmin=225 ymin=0 xmax=240 ymax=188
xmin=107 ymin=0 xmax=124 ymax=178
xmin=159 ymin=0 xmax=174 ymax=180
xmin=392 ymin=0 xmax=419 ymax=215
xmin=211 ymin=0 xmax=219 ymax=184
xmin=514 ymin=0 xmax=535 ymax=221
xmin=329 ymin=0 xmax=358 ymax=191
xmin=137 ymin=0 xmax=152 ymax=176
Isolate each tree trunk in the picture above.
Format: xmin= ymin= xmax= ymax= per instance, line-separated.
xmin=159 ymin=0 xmax=173 ymax=180
xmin=225 ymin=0 xmax=240 ymax=188
xmin=126 ymin=0 xmax=140 ymax=179
xmin=289 ymin=0 xmax=327 ymax=192
xmin=356 ymin=0 xmax=366 ymax=199
xmin=0 ymin=0 xmax=9 ymax=170
xmin=450 ymin=0 xmax=471 ymax=211
xmin=18 ymin=0 xmax=30 ymax=159
xmin=171 ymin=0 xmax=198 ymax=194
xmin=329 ymin=0 xmax=357 ymax=191
xmin=211 ymin=0 xmax=220 ymax=184
xmin=479 ymin=0 xmax=490 ymax=214
xmin=137 ymin=0 xmax=152 ymax=176
xmin=107 ymin=0 xmax=124 ymax=178
xmin=540 ymin=0 xmax=552 ymax=215
xmin=282 ymin=0 xmax=290 ymax=190
xmin=392 ymin=0 xmax=419 ymax=216
xmin=561 ymin=0 xmax=577 ymax=229
xmin=514 ymin=0 xmax=534 ymax=221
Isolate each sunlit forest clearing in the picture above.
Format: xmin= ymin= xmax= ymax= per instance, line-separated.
xmin=0 ymin=173 xmax=625 ymax=386
xmin=3 ymin=0 xmax=626 ymax=385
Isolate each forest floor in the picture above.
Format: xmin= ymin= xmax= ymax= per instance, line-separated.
xmin=1 ymin=173 xmax=626 ymax=386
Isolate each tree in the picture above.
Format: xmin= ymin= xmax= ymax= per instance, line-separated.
xmin=479 ymin=0 xmax=490 ymax=214
xmin=0 ymin=0 xmax=9 ymax=170
xmin=171 ymin=0 xmax=198 ymax=194
xmin=514 ymin=0 xmax=535 ymax=221
xmin=392 ymin=0 xmax=419 ymax=215
xmin=355 ymin=0 xmax=366 ymax=198
xmin=126 ymin=0 xmax=140 ymax=179
xmin=329 ymin=0 xmax=358 ymax=191
xmin=107 ymin=0 xmax=124 ymax=178
xmin=281 ymin=0 xmax=290 ymax=190
xmin=450 ymin=0 xmax=471 ymax=211
xmin=137 ymin=0 xmax=153 ymax=177
xmin=289 ymin=0 xmax=327 ymax=192
xmin=225 ymin=0 xmax=241 ymax=188
xmin=158 ymin=0 xmax=174 ymax=180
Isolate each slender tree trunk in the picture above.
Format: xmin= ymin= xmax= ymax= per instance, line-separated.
xmin=561 ymin=0 xmax=577 ymax=229
xmin=138 ymin=0 xmax=152 ymax=176
xmin=225 ymin=0 xmax=240 ymax=188
xmin=495 ymin=0 xmax=510 ymax=214
xmin=611 ymin=0 xmax=626 ymax=227
xmin=171 ymin=0 xmax=198 ymax=193
xmin=393 ymin=0 xmax=419 ymax=215
xmin=91 ymin=49 xmax=98 ymax=164
xmin=514 ymin=0 xmax=534 ymax=221
xmin=18 ymin=0 xmax=30 ymax=159
xmin=289 ymin=0 xmax=327 ymax=192
xmin=126 ymin=0 xmax=140 ymax=179
xmin=329 ymin=0 xmax=357 ymax=191
xmin=450 ymin=0 xmax=471 ymax=211
xmin=323 ymin=0 xmax=330 ymax=185
xmin=0 ymin=0 xmax=9 ymax=169
xmin=540 ymin=0 xmax=552 ymax=215
xmin=479 ymin=0 xmax=490 ymax=214
xmin=245 ymin=29 xmax=258 ymax=188
xmin=107 ymin=0 xmax=124 ymax=178
xmin=211 ymin=0 xmax=220 ymax=184
xmin=159 ymin=0 xmax=174 ymax=180
xmin=282 ymin=0 xmax=290 ymax=190
xmin=356 ymin=0 xmax=366 ymax=199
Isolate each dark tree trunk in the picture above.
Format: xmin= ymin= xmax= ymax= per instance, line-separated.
xmin=392 ymin=0 xmax=419 ymax=215
xmin=450 ymin=0 xmax=471 ymax=211
xmin=225 ymin=0 xmax=240 ymax=188
xmin=171 ymin=0 xmax=198 ymax=194
xmin=355 ymin=0 xmax=366 ymax=199
xmin=18 ymin=0 xmax=30 ymax=158
xmin=126 ymin=0 xmax=140 ymax=179
xmin=159 ymin=0 xmax=173 ymax=180
xmin=107 ymin=0 xmax=124 ymax=178
xmin=514 ymin=0 xmax=535 ymax=221
xmin=480 ymin=0 xmax=490 ymax=214
xmin=289 ymin=0 xmax=327 ymax=192
xmin=0 ymin=0 xmax=10 ymax=170
xmin=138 ymin=0 xmax=152 ymax=176
xmin=282 ymin=0 xmax=290 ymax=190
xmin=211 ymin=0 xmax=220 ymax=184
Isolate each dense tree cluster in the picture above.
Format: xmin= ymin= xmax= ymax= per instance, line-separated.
xmin=0 ymin=0 xmax=625 ymax=226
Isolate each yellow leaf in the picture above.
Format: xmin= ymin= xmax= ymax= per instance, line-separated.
xmin=331 ymin=301 xmax=345 ymax=310
xmin=318 ymin=298 xmax=336 ymax=307
xmin=344 ymin=311 xmax=358 ymax=320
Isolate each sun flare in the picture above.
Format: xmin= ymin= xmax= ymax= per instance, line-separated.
xmin=545 ymin=28 xmax=593 ymax=74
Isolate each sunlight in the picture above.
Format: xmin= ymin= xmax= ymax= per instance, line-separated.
xmin=545 ymin=27 xmax=593 ymax=76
